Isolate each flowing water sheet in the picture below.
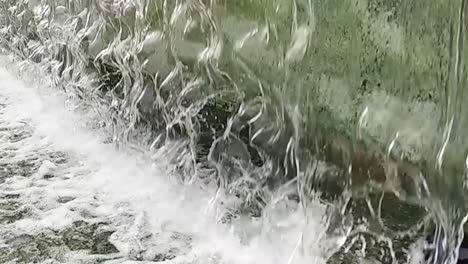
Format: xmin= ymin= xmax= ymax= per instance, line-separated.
xmin=2 ymin=0 xmax=468 ymax=263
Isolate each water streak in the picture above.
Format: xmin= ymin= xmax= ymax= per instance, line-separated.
xmin=1 ymin=0 xmax=468 ymax=263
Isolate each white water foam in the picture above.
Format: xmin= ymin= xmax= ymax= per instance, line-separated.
xmin=0 ymin=57 xmax=339 ymax=263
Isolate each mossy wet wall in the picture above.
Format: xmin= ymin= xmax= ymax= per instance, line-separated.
xmin=2 ymin=0 xmax=468 ymax=262
xmin=1 ymin=0 xmax=461 ymax=166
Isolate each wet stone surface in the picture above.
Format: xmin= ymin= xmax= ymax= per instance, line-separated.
xmin=59 ymin=221 xmax=118 ymax=254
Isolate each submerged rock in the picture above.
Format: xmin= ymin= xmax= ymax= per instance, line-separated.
xmin=60 ymin=221 xmax=118 ymax=254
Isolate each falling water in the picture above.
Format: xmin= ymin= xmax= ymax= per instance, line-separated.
xmin=1 ymin=0 xmax=468 ymax=263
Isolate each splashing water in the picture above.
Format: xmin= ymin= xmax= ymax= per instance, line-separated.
xmin=1 ymin=0 xmax=468 ymax=263
xmin=0 ymin=62 xmax=338 ymax=264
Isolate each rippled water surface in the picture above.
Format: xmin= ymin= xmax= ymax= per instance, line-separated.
xmin=1 ymin=0 xmax=468 ymax=263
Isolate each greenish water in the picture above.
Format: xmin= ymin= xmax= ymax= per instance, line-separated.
xmin=1 ymin=0 xmax=468 ymax=263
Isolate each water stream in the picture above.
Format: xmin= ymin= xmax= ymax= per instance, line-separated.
xmin=1 ymin=0 xmax=468 ymax=263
